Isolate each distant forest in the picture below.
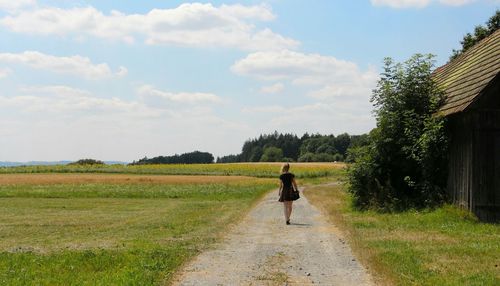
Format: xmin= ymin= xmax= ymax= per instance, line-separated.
xmin=217 ymin=131 xmax=369 ymax=163
xmin=128 ymin=132 xmax=369 ymax=165
xmin=130 ymin=151 xmax=214 ymax=165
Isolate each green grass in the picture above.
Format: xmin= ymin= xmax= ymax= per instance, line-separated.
xmin=0 ymin=179 xmax=276 ymax=285
xmin=0 ymin=162 xmax=343 ymax=178
xmin=306 ymin=183 xmax=500 ymax=286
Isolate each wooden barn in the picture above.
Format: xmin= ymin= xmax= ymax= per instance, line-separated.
xmin=433 ymin=29 xmax=500 ymax=222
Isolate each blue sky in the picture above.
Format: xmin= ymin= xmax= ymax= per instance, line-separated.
xmin=0 ymin=0 xmax=498 ymax=161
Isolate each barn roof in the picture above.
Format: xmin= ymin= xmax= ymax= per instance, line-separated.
xmin=433 ymin=28 xmax=500 ymax=116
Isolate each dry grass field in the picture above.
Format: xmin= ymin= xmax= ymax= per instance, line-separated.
xmin=0 ymin=162 xmax=345 ymax=178
xmin=0 ymin=173 xmax=270 ymax=185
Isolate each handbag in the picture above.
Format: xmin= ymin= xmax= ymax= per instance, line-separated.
xmin=291 ymin=187 xmax=300 ymax=201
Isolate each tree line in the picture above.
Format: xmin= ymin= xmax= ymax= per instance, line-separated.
xmin=125 ymin=132 xmax=371 ymax=165
xmin=217 ymin=132 xmax=370 ymax=163
xmin=130 ymin=151 xmax=214 ymax=165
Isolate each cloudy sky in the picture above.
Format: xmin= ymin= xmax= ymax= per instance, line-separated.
xmin=0 ymin=0 xmax=497 ymax=161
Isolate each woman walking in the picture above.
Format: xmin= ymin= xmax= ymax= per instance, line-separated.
xmin=278 ymin=163 xmax=299 ymax=225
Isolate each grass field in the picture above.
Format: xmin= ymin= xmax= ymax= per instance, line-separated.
xmin=0 ymin=162 xmax=344 ymax=178
xmin=0 ymin=174 xmax=276 ymax=285
xmin=306 ymin=183 xmax=500 ymax=286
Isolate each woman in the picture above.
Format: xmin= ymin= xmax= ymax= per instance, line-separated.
xmin=278 ymin=163 xmax=299 ymax=225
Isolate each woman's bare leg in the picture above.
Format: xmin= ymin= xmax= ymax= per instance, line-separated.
xmin=287 ymin=201 xmax=293 ymax=221
xmin=283 ymin=202 xmax=288 ymax=221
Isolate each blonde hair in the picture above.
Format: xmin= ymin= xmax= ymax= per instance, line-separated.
xmin=280 ymin=163 xmax=290 ymax=174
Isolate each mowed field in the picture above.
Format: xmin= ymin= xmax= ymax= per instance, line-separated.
xmin=0 ymin=163 xmax=341 ymax=285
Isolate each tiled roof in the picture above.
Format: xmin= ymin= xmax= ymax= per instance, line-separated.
xmin=433 ymin=29 xmax=500 ymax=116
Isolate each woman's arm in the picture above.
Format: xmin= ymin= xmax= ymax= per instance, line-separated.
xmin=279 ymin=181 xmax=283 ymax=197
xmin=292 ymin=178 xmax=299 ymax=191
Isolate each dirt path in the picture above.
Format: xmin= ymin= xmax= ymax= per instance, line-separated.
xmin=172 ymin=188 xmax=374 ymax=286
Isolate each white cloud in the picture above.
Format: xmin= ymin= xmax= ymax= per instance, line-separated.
xmin=0 ymin=67 xmax=11 ymax=78
xmin=438 ymin=0 xmax=476 ymax=6
xmin=233 ymin=50 xmax=378 ymax=134
xmin=0 ymin=85 xmax=250 ymax=161
xmin=260 ymin=82 xmax=284 ymax=94
xmin=1 ymin=85 xmax=143 ymax=114
xmin=371 ymin=0 xmax=431 ymax=8
xmin=0 ymin=3 xmax=299 ymax=51
xmin=232 ymin=50 xmax=375 ymax=84
xmin=370 ymin=0 xmax=476 ymax=8
xmin=242 ymin=105 xmax=286 ymax=113
xmin=0 ymin=0 xmax=35 ymax=13
xmin=0 ymin=51 xmax=126 ymax=79
xmin=231 ymin=49 xmax=377 ymax=100
xmin=138 ymin=85 xmax=222 ymax=105
xmin=242 ymin=103 xmax=374 ymax=135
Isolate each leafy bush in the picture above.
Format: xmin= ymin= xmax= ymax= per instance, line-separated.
xmin=348 ymin=54 xmax=449 ymax=211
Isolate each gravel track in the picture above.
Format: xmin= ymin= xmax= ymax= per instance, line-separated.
xmin=172 ymin=188 xmax=374 ymax=286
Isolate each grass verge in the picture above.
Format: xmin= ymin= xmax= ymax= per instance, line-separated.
xmin=306 ymin=183 xmax=500 ymax=286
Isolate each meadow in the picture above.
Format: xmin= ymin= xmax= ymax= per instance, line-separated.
xmin=0 ymin=162 xmax=343 ymax=178
xmin=0 ymin=174 xmax=277 ymax=285
xmin=0 ymin=163 xmax=341 ymax=285
xmin=307 ymin=183 xmax=500 ymax=286
xmin=4 ymin=163 xmax=495 ymax=285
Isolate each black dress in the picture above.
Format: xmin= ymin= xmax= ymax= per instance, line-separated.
xmin=279 ymin=172 xmax=295 ymax=202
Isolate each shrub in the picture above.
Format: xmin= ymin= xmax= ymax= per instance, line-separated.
xmin=348 ymin=54 xmax=448 ymax=211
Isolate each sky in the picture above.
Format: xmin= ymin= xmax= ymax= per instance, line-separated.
xmin=0 ymin=0 xmax=498 ymax=162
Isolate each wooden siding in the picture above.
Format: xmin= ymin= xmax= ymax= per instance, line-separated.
xmin=447 ymin=113 xmax=474 ymax=211
xmin=446 ymin=79 xmax=500 ymax=222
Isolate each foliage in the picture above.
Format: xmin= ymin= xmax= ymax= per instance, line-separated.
xmin=131 ymin=151 xmax=214 ymax=165
xmin=298 ymin=152 xmax=342 ymax=162
xmin=240 ymin=132 xmax=301 ymax=161
xmin=260 ymin=147 xmax=283 ymax=162
xmin=348 ymin=54 xmax=449 ymax=210
xmin=450 ymin=9 xmax=499 ymax=60
xmin=237 ymin=131 xmax=369 ymax=162
xmin=68 ymin=159 xmax=104 ymax=165
xmin=216 ymin=154 xmax=241 ymax=163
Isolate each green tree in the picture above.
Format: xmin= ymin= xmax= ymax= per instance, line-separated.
xmin=260 ymin=147 xmax=284 ymax=162
xmin=333 ymin=133 xmax=351 ymax=155
xmin=451 ymin=10 xmax=499 ymax=60
xmin=249 ymin=146 xmax=263 ymax=162
xmin=348 ymin=54 xmax=448 ymax=210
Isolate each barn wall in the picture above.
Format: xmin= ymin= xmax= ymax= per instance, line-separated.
xmin=447 ymin=114 xmax=474 ymax=212
xmin=472 ymin=79 xmax=500 ymax=222
xmin=473 ymin=110 xmax=500 ymax=222
xmin=447 ymin=78 xmax=500 ymax=222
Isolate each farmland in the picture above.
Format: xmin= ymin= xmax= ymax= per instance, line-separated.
xmin=0 ymin=163 xmax=339 ymax=285
xmin=0 ymin=162 xmax=344 ymax=178
xmin=0 ymin=176 xmax=279 ymax=285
